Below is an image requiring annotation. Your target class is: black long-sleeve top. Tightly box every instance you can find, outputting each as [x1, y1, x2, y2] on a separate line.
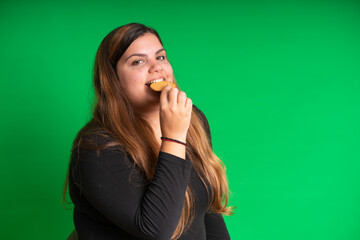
[68, 107, 230, 240]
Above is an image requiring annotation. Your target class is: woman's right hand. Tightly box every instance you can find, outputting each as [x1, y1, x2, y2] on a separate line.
[159, 85, 192, 143]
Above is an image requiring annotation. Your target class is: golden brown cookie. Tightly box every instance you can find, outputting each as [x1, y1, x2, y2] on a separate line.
[149, 81, 176, 91]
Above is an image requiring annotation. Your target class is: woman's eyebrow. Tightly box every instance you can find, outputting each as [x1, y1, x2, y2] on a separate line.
[125, 48, 165, 62]
[156, 48, 165, 54]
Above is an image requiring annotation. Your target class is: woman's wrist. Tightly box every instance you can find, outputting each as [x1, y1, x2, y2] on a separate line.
[160, 137, 187, 146]
[160, 140, 186, 159]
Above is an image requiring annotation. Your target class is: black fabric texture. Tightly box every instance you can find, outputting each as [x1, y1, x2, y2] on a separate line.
[68, 106, 230, 239]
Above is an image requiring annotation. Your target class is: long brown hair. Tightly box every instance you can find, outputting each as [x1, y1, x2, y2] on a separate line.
[63, 23, 233, 239]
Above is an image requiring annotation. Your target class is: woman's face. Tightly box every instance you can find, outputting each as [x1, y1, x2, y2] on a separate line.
[116, 33, 174, 112]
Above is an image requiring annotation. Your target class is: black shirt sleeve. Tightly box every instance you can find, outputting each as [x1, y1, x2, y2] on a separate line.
[193, 105, 231, 239]
[193, 105, 212, 148]
[205, 212, 231, 240]
[71, 145, 192, 240]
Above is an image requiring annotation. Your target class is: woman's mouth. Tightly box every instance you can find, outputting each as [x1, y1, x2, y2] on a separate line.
[145, 78, 165, 86]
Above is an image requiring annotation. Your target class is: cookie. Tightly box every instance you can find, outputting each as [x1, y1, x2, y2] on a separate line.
[149, 81, 176, 91]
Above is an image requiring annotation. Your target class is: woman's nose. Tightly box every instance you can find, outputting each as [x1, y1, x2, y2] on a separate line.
[149, 60, 162, 73]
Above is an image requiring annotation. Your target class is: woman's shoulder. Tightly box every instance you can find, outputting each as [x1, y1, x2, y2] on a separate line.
[193, 105, 211, 143]
[72, 119, 123, 152]
[193, 105, 209, 127]
[193, 104, 206, 118]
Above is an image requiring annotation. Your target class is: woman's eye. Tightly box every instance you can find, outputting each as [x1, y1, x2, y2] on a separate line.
[157, 55, 166, 60]
[131, 60, 143, 65]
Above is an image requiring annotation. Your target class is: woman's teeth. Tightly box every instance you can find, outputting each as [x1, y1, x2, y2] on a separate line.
[146, 78, 165, 86]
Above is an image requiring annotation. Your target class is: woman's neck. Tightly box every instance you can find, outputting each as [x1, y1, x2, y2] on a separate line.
[137, 106, 162, 145]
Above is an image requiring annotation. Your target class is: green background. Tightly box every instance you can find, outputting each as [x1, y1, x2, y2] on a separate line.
[1, 0, 359, 239]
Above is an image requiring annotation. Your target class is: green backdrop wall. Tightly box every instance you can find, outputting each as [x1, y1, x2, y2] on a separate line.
[1, 0, 359, 239]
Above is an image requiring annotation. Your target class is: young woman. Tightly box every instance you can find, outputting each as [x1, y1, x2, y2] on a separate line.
[63, 23, 233, 240]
